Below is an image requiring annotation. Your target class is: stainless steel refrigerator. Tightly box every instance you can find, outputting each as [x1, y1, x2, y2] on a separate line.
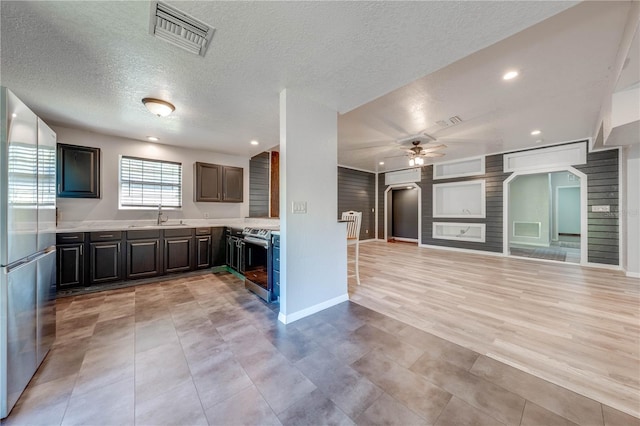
[0, 87, 57, 419]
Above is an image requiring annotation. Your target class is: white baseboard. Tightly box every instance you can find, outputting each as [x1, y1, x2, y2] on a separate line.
[625, 271, 640, 278]
[585, 262, 622, 271]
[359, 238, 378, 244]
[418, 243, 505, 257]
[278, 293, 349, 324]
[391, 237, 419, 243]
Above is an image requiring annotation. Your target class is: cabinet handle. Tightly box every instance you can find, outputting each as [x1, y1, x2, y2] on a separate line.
[62, 236, 78, 240]
[218, 193, 221, 199]
[117, 243, 121, 253]
[100, 234, 113, 238]
[79, 245, 83, 256]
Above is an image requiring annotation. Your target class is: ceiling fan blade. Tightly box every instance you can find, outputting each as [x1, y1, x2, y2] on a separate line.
[422, 152, 445, 158]
[420, 144, 447, 153]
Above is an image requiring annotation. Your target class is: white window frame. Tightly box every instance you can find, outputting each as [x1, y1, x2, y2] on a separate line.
[119, 155, 183, 210]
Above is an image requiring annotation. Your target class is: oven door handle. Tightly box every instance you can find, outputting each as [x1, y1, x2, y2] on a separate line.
[243, 237, 269, 249]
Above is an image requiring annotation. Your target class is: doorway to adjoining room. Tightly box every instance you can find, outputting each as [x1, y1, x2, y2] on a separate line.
[386, 186, 419, 243]
[507, 170, 582, 263]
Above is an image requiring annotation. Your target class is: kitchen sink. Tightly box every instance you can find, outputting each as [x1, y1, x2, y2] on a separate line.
[128, 222, 189, 228]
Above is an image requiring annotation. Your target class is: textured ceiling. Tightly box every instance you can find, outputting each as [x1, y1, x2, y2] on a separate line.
[338, 1, 635, 171]
[0, 0, 579, 159]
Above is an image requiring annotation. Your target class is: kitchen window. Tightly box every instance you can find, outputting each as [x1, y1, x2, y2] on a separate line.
[119, 156, 182, 209]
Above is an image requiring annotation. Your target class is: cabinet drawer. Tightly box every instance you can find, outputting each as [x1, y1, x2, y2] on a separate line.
[195, 227, 211, 236]
[164, 228, 194, 238]
[56, 232, 85, 244]
[127, 229, 160, 240]
[90, 231, 122, 242]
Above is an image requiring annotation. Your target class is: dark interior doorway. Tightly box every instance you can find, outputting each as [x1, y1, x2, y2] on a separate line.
[391, 187, 418, 241]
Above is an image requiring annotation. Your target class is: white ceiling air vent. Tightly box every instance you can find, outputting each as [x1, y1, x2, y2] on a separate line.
[449, 115, 463, 125]
[149, 2, 215, 57]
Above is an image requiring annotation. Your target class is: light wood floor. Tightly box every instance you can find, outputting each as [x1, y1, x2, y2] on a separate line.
[348, 241, 640, 419]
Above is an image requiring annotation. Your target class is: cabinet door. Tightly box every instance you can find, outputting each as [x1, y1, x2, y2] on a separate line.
[195, 162, 222, 202]
[57, 244, 84, 287]
[222, 166, 243, 202]
[57, 143, 100, 198]
[195, 236, 211, 269]
[164, 237, 193, 274]
[126, 239, 161, 279]
[90, 241, 122, 284]
[211, 227, 226, 267]
[226, 236, 235, 269]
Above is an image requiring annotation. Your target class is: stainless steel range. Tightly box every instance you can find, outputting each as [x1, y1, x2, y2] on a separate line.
[242, 227, 277, 302]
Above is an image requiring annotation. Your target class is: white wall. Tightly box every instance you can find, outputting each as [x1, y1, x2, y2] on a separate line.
[278, 89, 348, 323]
[509, 173, 550, 246]
[53, 126, 250, 223]
[625, 142, 640, 277]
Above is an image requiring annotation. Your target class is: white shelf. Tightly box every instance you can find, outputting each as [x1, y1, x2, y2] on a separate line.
[433, 156, 485, 180]
[433, 179, 486, 218]
[433, 222, 486, 242]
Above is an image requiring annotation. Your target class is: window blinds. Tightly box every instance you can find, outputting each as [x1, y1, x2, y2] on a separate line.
[120, 156, 182, 208]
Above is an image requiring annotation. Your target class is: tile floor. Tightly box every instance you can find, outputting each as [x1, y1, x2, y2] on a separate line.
[2, 272, 638, 426]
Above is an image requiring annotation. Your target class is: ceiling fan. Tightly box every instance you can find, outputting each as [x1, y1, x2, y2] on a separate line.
[382, 138, 446, 166]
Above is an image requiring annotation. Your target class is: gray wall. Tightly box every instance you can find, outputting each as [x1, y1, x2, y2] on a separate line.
[249, 152, 269, 217]
[574, 149, 619, 265]
[421, 153, 507, 252]
[337, 167, 375, 240]
[375, 142, 620, 265]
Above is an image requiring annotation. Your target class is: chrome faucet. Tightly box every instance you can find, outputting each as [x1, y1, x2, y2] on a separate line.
[157, 204, 168, 225]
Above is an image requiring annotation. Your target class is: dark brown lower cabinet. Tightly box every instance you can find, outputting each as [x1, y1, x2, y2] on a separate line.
[211, 227, 226, 267]
[195, 227, 212, 269]
[57, 244, 84, 287]
[126, 239, 161, 279]
[164, 237, 193, 273]
[89, 231, 123, 284]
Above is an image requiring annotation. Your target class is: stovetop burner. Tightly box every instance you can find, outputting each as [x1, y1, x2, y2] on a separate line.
[243, 227, 273, 240]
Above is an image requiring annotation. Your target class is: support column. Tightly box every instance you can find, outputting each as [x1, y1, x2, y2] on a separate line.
[278, 89, 348, 324]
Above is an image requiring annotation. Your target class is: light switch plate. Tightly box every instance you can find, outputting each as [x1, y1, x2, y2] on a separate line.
[591, 205, 610, 213]
[292, 201, 307, 214]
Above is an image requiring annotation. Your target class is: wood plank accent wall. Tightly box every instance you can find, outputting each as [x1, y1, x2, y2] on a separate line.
[270, 151, 280, 218]
[375, 142, 620, 266]
[574, 149, 619, 265]
[249, 152, 269, 217]
[378, 173, 385, 239]
[338, 167, 376, 240]
[421, 154, 507, 252]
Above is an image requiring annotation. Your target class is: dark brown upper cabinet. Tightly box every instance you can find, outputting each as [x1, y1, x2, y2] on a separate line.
[195, 162, 243, 203]
[57, 143, 100, 198]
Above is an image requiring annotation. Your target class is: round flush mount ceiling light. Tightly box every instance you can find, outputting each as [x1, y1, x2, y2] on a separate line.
[530, 130, 541, 136]
[250, 140, 259, 146]
[147, 136, 159, 142]
[142, 98, 175, 117]
[503, 70, 519, 80]
[379, 161, 384, 165]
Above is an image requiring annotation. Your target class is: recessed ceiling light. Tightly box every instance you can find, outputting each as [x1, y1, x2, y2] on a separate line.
[250, 140, 259, 146]
[530, 130, 541, 136]
[503, 70, 519, 80]
[379, 161, 384, 165]
[147, 136, 159, 142]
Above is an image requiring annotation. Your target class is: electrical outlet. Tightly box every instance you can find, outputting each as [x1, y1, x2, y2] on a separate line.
[591, 205, 610, 213]
[204, 212, 210, 219]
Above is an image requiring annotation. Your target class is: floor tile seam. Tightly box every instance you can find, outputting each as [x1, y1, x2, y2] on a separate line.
[351, 298, 617, 418]
[57, 364, 85, 426]
[470, 354, 608, 425]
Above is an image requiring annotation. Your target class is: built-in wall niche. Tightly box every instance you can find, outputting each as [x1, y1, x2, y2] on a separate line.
[433, 156, 485, 180]
[433, 179, 486, 218]
[433, 222, 486, 243]
[513, 221, 541, 238]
